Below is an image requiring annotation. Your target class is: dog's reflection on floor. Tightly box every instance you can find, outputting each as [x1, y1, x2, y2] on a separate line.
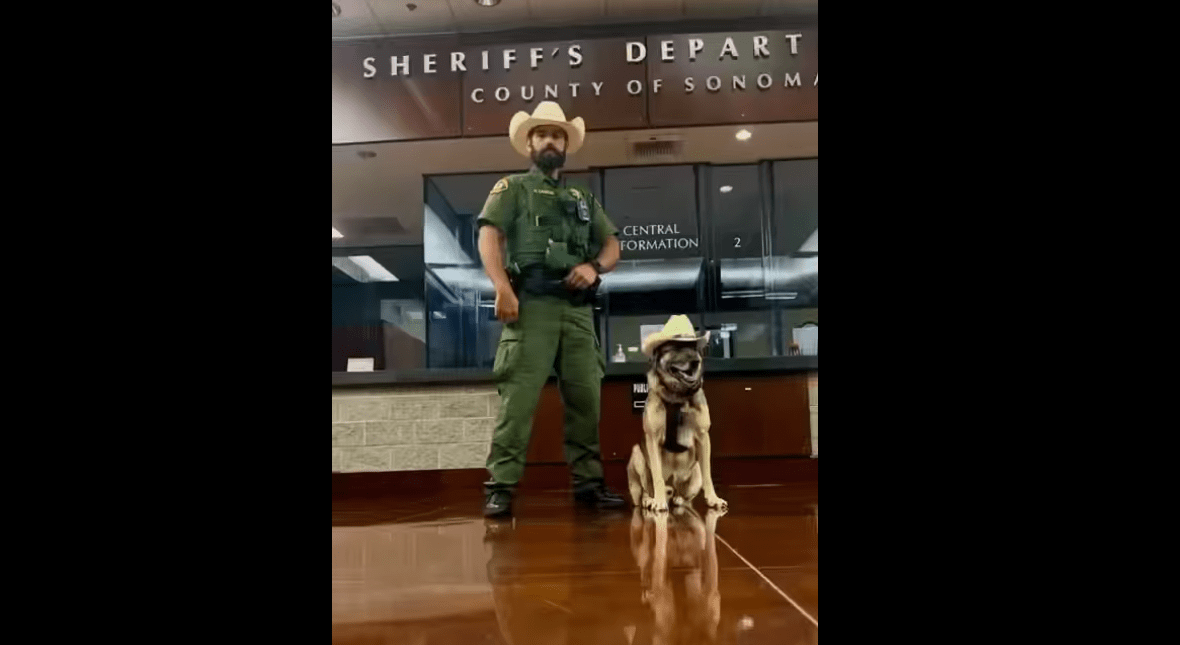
[629, 505, 725, 645]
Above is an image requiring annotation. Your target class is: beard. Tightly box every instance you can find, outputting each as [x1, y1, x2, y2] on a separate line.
[531, 146, 566, 172]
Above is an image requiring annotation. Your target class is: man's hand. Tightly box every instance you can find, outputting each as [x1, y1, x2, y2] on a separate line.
[564, 263, 598, 290]
[495, 285, 519, 323]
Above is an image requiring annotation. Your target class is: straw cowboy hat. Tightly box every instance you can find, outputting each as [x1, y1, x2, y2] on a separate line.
[642, 315, 711, 357]
[509, 101, 586, 158]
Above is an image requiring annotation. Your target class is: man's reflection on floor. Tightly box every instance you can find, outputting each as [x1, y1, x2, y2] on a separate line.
[629, 506, 726, 645]
[482, 511, 631, 645]
[480, 505, 727, 645]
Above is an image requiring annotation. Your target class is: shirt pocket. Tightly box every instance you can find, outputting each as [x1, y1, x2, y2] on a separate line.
[526, 192, 564, 243]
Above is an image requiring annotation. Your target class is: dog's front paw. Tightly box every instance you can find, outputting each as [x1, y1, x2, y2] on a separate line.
[705, 495, 728, 510]
[671, 495, 686, 507]
[643, 495, 669, 512]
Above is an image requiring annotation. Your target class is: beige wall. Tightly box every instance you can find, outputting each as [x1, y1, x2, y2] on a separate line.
[332, 384, 498, 473]
[333, 375, 817, 473]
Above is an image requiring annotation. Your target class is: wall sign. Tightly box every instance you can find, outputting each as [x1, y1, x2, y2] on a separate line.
[333, 39, 463, 144]
[335, 26, 818, 144]
[619, 223, 700, 254]
[646, 29, 818, 127]
[631, 380, 647, 415]
[458, 37, 646, 135]
[607, 165, 702, 260]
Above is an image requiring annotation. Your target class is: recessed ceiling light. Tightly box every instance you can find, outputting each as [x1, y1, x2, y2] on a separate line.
[475, 0, 500, 6]
[719, 185, 733, 193]
[735, 129, 752, 141]
[332, 2, 341, 18]
[332, 256, 399, 282]
[332, 227, 343, 239]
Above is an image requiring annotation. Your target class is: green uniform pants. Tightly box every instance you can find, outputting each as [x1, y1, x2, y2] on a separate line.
[486, 294, 606, 494]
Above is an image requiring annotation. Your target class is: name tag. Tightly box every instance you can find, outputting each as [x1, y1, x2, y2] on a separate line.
[533, 188, 555, 195]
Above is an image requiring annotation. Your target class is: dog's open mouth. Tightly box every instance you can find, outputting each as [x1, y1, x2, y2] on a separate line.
[671, 360, 700, 382]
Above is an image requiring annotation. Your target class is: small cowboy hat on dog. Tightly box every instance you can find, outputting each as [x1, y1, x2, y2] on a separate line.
[509, 101, 586, 158]
[642, 315, 711, 357]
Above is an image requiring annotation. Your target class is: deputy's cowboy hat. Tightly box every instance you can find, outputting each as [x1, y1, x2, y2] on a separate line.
[642, 315, 711, 357]
[509, 101, 585, 158]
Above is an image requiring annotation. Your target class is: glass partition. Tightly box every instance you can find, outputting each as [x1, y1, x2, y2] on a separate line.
[771, 158, 819, 356]
[424, 173, 504, 369]
[599, 165, 706, 364]
[331, 145, 427, 371]
[334, 157, 817, 373]
[702, 163, 776, 359]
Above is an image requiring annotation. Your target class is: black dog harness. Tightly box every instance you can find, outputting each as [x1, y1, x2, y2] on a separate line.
[664, 403, 689, 453]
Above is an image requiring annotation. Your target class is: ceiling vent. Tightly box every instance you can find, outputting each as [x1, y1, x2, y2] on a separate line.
[627, 134, 684, 163]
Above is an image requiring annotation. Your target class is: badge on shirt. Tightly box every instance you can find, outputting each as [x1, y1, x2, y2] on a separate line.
[490, 179, 508, 195]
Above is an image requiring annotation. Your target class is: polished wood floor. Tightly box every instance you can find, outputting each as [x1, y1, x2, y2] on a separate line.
[332, 460, 818, 644]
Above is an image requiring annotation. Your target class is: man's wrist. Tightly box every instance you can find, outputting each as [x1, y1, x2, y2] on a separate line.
[590, 260, 605, 274]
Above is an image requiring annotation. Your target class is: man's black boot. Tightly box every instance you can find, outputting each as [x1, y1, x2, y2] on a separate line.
[574, 482, 627, 510]
[484, 489, 513, 518]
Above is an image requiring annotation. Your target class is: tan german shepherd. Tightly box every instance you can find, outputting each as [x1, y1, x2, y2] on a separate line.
[627, 335, 728, 512]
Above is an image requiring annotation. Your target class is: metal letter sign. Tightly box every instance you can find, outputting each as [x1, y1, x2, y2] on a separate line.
[631, 381, 647, 414]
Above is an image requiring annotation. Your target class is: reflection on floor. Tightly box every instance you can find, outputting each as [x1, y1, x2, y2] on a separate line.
[332, 465, 817, 645]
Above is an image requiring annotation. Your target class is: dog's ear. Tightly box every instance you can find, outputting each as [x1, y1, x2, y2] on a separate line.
[697, 331, 711, 353]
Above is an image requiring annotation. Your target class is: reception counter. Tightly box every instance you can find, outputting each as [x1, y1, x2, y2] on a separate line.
[331, 356, 817, 477]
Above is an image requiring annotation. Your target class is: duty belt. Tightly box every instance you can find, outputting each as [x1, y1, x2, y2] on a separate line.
[511, 266, 599, 306]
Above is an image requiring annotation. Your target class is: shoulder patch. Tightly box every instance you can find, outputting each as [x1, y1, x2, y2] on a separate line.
[490, 178, 509, 195]
[568, 188, 581, 199]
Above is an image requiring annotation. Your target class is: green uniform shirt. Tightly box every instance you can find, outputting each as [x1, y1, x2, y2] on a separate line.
[477, 167, 619, 271]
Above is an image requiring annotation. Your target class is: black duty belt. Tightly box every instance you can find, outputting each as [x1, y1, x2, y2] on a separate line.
[511, 266, 599, 306]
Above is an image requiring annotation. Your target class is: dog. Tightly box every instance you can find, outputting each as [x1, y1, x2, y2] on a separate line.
[629, 506, 725, 644]
[627, 316, 728, 513]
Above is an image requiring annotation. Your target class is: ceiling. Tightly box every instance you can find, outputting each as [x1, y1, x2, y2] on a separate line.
[332, 0, 818, 40]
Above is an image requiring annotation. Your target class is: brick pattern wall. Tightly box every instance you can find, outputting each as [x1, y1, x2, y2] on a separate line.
[333, 374, 818, 472]
[332, 385, 499, 473]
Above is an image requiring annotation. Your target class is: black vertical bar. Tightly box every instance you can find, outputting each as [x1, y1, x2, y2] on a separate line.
[598, 167, 610, 367]
[760, 160, 784, 357]
[603, 291, 611, 364]
[695, 164, 714, 328]
[422, 175, 431, 368]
